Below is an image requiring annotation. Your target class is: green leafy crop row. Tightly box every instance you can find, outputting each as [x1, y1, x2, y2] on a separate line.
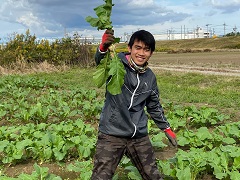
[158, 145, 240, 180]
[0, 76, 102, 124]
[0, 74, 239, 179]
[0, 119, 96, 164]
[1, 163, 62, 180]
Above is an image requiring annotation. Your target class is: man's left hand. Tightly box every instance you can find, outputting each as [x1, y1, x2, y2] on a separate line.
[164, 127, 178, 147]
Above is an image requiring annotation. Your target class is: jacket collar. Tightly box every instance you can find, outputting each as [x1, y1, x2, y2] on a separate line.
[118, 52, 148, 73]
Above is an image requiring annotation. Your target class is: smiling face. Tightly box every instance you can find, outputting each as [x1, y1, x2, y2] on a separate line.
[128, 40, 153, 66]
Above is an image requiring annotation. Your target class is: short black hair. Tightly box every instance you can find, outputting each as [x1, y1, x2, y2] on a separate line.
[128, 30, 155, 52]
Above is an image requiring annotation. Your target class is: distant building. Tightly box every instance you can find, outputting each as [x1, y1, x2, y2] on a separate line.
[153, 27, 213, 41]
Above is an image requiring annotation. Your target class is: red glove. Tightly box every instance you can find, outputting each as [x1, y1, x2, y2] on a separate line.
[99, 29, 115, 52]
[164, 127, 178, 147]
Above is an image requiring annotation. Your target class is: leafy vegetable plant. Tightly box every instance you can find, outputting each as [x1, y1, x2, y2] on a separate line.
[86, 0, 126, 95]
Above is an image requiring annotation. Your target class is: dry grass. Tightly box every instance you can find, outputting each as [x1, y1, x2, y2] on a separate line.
[0, 60, 70, 76]
[116, 36, 240, 52]
[155, 36, 240, 50]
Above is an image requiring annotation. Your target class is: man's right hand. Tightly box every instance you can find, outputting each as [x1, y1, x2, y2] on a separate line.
[164, 127, 178, 147]
[99, 29, 115, 52]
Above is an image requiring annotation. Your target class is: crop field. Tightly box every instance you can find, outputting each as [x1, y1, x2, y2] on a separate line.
[151, 51, 240, 66]
[150, 51, 240, 76]
[0, 51, 239, 180]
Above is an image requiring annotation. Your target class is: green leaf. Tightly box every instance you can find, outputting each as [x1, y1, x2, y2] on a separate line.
[16, 139, 32, 150]
[18, 173, 38, 180]
[158, 160, 175, 177]
[125, 165, 142, 179]
[220, 145, 240, 157]
[222, 137, 236, 144]
[196, 127, 212, 140]
[0, 140, 9, 151]
[176, 166, 191, 180]
[107, 54, 126, 95]
[114, 37, 120, 43]
[233, 156, 240, 169]
[229, 170, 240, 180]
[43, 147, 53, 160]
[95, 5, 106, 17]
[53, 148, 66, 161]
[177, 136, 189, 146]
[34, 163, 49, 178]
[85, 0, 113, 30]
[93, 53, 110, 88]
[85, 17, 100, 28]
[151, 133, 167, 149]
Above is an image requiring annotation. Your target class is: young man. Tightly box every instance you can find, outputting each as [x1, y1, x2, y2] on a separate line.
[91, 29, 177, 180]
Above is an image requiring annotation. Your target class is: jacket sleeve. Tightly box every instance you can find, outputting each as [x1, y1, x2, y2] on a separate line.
[146, 76, 170, 130]
[95, 47, 108, 66]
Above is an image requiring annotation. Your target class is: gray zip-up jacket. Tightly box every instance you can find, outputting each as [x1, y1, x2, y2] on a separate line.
[95, 49, 170, 138]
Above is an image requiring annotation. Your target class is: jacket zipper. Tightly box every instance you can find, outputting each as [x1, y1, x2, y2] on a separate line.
[128, 73, 140, 138]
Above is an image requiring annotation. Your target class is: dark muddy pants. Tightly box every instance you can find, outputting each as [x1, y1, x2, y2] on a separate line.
[91, 132, 163, 180]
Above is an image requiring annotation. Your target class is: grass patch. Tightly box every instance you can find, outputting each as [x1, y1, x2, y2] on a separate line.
[155, 71, 239, 120]
[156, 71, 239, 106]
[29, 68, 96, 89]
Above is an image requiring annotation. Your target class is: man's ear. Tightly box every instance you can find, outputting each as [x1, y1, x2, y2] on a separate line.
[128, 46, 131, 52]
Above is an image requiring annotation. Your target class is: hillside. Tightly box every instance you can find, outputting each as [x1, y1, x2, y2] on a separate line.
[116, 36, 240, 52]
[155, 36, 240, 50]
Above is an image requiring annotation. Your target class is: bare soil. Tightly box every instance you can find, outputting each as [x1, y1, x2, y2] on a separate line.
[4, 160, 80, 179]
[2, 51, 239, 179]
[149, 51, 240, 76]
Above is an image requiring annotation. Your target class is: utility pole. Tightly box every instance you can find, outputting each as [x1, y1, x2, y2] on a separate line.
[196, 25, 200, 38]
[206, 24, 211, 38]
[223, 23, 227, 36]
[233, 26, 237, 36]
[64, 27, 68, 37]
[181, 26, 182, 39]
[169, 29, 172, 40]
[183, 25, 186, 39]
[167, 29, 170, 40]
[171, 28, 174, 40]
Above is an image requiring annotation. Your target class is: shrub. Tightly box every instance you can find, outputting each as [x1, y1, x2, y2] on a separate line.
[0, 30, 95, 67]
[223, 44, 240, 49]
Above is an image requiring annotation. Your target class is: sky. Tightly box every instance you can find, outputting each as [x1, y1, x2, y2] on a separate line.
[0, 0, 240, 42]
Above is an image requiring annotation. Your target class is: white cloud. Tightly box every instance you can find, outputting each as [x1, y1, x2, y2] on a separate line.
[17, 12, 39, 27]
[209, 0, 240, 12]
[127, 0, 154, 7]
[210, 0, 240, 6]
[0, 0, 239, 39]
